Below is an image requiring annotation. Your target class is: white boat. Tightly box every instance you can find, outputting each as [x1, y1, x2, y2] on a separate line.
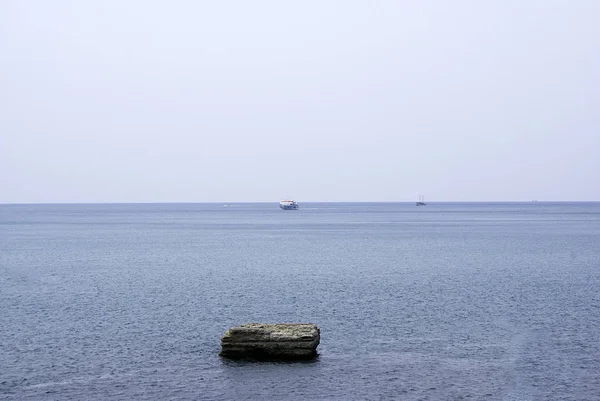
[416, 195, 426, 206]
[279, 199, 299, 210]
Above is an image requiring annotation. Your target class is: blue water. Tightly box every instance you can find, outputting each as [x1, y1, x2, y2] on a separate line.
[1, 202, 599, 400]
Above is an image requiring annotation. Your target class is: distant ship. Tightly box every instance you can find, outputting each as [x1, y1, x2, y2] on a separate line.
[279, 199, 299, 210]
[416, 195, 426, 206]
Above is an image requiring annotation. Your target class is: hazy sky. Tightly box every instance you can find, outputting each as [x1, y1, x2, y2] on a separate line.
[1, 1, 598, 203]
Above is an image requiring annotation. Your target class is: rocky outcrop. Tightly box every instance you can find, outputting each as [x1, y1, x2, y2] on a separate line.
[219, 323, 320, 360]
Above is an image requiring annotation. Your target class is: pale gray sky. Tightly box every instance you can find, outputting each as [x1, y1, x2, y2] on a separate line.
[1, 1, 598, 203]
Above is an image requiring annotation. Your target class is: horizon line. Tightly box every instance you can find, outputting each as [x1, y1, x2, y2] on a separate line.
[1, 200, 599, 206]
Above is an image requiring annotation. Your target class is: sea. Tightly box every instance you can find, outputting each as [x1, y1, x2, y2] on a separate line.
[1, 202, 599, 400]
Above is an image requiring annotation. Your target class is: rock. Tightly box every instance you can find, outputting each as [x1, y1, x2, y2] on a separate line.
[219, 323, 320, 360]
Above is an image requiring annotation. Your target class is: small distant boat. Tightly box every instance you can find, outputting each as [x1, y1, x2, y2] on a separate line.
[279, 199, 299, 210]
[416, 195, 426, 206]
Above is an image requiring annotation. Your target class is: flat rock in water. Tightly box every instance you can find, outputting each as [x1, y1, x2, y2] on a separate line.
[219, 323, 320, 360]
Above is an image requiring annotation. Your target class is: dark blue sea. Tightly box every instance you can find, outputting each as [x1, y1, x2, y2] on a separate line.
[1, 202, 599, 400]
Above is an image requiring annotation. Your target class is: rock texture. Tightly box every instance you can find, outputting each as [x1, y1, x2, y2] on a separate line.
[219, 323, 320, 360]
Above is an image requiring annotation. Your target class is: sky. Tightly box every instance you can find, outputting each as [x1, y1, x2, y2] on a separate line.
[1, 1, 599, 203]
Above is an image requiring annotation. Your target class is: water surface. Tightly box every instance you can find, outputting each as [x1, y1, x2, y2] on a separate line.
[1, 202, 599, 400]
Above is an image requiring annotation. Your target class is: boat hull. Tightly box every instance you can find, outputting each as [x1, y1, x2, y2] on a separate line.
[279, 200, 299, 210]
